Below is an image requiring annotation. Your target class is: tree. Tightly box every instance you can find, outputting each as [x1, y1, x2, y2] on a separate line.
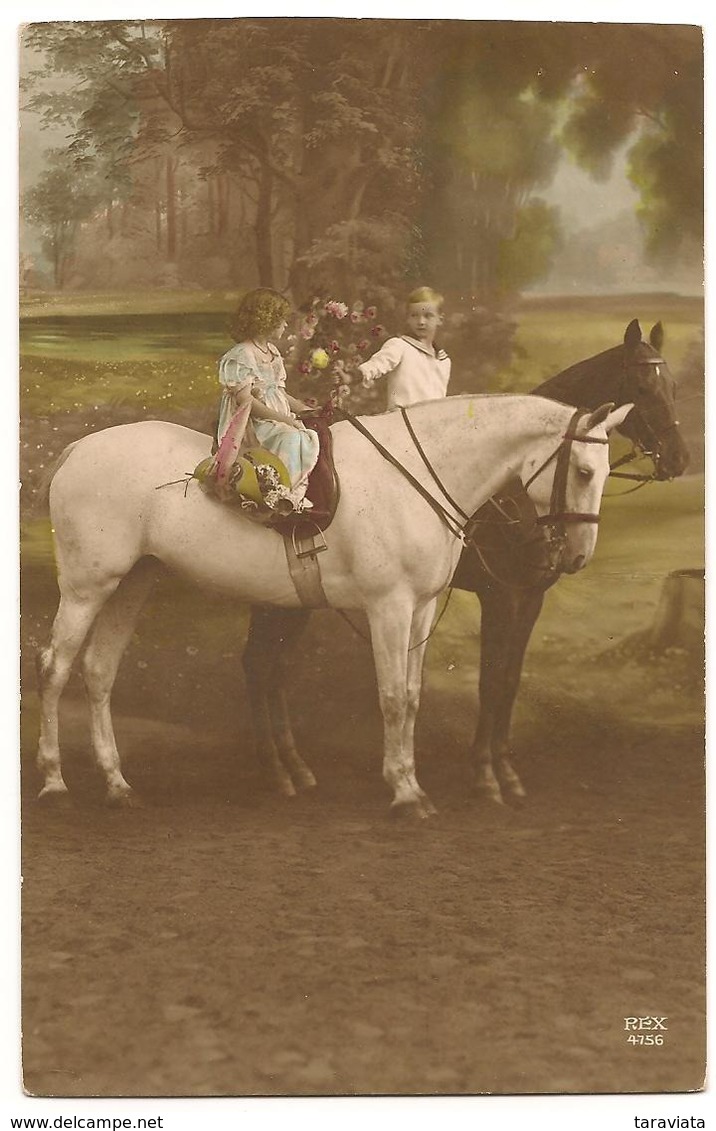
[557, 24, 703, 258]
[22, 150, 102, 286]
[418, 21, 702, 299]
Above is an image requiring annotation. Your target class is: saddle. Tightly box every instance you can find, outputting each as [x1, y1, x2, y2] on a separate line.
[271, 410, 340, 541]
[199, 405, 340, 543]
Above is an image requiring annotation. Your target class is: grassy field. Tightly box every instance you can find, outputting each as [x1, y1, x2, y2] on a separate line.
[20, 289, 703, 413]
[509, 292, 703, 390]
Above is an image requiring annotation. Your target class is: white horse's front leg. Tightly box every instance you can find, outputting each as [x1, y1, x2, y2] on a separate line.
[402, 597, 439, 815]
[368, 598, 433, 819]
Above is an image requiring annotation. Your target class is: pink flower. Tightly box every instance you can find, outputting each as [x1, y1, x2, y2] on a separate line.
[307, 312, 319, 326]
[365, 306, 377, 320]
[370, 324, 385, 337]
[356, 338, 370, 352]
[329, 339, 340, 353]
[350, 311, 363, 323]
[298, 360, 312, 374]
[324, 300, 349, 319]
[300, 324, 315, 340]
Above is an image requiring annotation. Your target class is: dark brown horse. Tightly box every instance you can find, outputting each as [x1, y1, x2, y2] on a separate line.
[243, 319, 689, 804]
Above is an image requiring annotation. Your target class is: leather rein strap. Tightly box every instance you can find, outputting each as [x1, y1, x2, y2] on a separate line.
[336, 409, 467, 540]
[523, 408, 609, 530]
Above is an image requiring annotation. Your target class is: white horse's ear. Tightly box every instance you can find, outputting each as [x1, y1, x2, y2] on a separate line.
[604, 403, 635, 433]
[584, 402, 615, 430]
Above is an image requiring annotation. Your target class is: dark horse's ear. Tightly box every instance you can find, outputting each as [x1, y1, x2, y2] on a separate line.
[649, 321, 664, 352]
[584, 402, 616, 430]
[624, 319, 642, 350]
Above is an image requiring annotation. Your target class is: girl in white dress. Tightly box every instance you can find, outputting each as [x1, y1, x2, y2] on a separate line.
[215, 289, 319, 507]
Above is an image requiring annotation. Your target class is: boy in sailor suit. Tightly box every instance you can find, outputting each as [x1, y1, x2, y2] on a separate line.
[359, 286, 451, 409]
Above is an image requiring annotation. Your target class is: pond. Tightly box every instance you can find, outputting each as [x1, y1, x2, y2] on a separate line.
[20, 312, 232, 364]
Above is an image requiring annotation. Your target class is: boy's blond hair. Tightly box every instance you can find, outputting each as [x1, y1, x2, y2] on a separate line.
[406, 286, 444, 309]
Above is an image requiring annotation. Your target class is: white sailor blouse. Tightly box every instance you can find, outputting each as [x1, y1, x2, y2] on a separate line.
[358, 335, 451, 409]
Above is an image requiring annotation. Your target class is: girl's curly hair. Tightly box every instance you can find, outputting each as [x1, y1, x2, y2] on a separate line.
[228, 288, 292, 343]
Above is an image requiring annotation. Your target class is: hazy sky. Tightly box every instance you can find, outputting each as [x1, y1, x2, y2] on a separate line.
[541, 146, 640, 231]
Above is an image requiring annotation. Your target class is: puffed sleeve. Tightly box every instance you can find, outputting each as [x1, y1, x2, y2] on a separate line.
[358, 337, 405, 387]
[219, 348, 255, 392]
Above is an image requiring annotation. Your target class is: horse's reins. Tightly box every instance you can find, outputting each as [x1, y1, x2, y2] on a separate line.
[333, 406, 608, 639]
[335, 408, 468, 541]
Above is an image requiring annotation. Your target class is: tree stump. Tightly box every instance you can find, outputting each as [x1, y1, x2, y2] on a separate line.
[649, 569, 705, 652]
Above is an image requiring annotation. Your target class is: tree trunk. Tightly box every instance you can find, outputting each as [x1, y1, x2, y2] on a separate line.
[180, 189, 188, 245]
[207, 177, 215, 236]
[166, 155, 177, 261]
[649, 569, 705, 652]
[218, 174, 230, 235]
[254, 162, 275, 287]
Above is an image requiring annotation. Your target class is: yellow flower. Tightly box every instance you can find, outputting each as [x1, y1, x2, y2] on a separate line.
[310, 348, 330, 370]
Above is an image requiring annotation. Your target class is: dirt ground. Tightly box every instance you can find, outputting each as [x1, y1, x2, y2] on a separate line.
[20, 570, 705, 1098]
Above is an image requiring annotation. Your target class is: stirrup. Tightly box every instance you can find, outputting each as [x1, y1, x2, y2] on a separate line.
[291, 523, 328, 560]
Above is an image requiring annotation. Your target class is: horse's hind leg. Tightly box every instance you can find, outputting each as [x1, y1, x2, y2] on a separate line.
[36, 580, 121, 803]
[80, 558, 162, 806]
[266, 608, 316, 791]
[243, 607, 302, 796]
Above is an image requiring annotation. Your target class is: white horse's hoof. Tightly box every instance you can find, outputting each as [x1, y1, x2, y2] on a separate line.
[390, 796, 436, 821]
[37, 785, 72, 808]
[294, 770, 317, 791]
[471, 782, 505, 805]
[275, 776, 297, 798]
[106, 788, 143, 809]
[503, 787, 527, 808]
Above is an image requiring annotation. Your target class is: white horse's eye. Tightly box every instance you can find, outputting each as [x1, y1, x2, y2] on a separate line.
[577, 466, 594, 481]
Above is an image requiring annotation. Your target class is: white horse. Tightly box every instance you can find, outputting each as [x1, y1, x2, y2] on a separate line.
[36, 395, 631, 817]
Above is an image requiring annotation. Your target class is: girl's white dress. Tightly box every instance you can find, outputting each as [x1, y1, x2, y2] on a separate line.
[217, 341, 319, 490]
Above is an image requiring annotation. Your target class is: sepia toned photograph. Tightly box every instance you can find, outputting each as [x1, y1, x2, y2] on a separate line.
[19, 15, 705, 1098]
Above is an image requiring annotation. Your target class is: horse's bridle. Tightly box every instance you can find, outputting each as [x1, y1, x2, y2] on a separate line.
[610, 354, 680, 484]
[517, 408, 609, 569]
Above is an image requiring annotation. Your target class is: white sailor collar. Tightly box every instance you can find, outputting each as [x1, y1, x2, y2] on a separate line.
[401, 335, 449, 360]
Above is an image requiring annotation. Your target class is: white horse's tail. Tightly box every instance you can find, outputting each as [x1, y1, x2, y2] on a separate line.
[35, 440, 80, 509]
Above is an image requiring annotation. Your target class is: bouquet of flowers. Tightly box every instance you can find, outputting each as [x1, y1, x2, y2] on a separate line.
[284, 298, 388, 410]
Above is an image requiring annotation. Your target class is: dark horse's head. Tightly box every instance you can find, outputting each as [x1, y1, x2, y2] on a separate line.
[533, 319, 689, 480]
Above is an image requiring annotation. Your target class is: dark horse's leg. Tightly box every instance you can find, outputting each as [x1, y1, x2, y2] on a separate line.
[470, 581, 519, 803]
[470, 583, 546, 804]
[490, 588, 545, 803]
[242, 606, 315, 795]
